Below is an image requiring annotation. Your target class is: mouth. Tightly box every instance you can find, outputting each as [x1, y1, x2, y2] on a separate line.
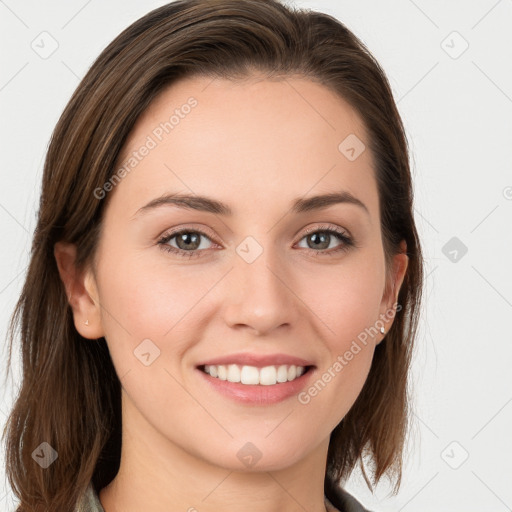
[198, 363, 315, 386]
[195, 353, 317, 404]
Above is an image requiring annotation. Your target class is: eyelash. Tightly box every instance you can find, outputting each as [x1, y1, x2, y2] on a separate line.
[157, 224, 355, 259]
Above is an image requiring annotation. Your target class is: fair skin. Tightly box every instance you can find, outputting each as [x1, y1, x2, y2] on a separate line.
[55, 74, 408, 512]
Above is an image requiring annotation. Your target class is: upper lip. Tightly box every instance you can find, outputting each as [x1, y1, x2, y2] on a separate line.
[197, 353, 315, 368]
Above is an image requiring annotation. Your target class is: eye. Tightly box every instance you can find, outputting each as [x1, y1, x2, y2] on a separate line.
[157, 224, 356, 259]
[158, 229, 216, 259]
[296, 224, 354, 256]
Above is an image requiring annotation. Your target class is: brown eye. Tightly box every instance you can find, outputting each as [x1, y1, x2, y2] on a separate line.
[174, 231, 202, 251]
[303, 231, 332, 250]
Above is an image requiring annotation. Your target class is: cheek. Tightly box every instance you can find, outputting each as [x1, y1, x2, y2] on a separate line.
[298, 268, 380, 420]
[296, 253, 385, 405]
[95, 254, 209, 413]
[99, 243, 186, 325]
[300, 256, 385, 348]
[95, 249, 218, 366]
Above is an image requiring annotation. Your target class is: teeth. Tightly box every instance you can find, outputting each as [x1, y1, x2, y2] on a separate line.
[227, 364, 241, 383]
[276, 365, 288, 383]
[241, 365, 259, 385]
[202, 364, 308, 385]
[217, 365, 227, 380]
[259, 366, 276, 385]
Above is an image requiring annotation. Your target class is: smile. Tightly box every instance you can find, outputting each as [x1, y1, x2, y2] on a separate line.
[200, 364, 310, 385]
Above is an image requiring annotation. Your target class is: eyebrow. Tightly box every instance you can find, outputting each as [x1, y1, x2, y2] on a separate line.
[133, 190, 369, 218]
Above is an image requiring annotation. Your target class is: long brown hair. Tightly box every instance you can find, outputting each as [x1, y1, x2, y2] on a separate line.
[2, 1, 423, 510]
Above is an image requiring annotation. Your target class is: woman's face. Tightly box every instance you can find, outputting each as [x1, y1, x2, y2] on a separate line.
[82, 75, 406, 471]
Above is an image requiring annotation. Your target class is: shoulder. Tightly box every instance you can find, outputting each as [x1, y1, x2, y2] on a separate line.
[325, 478, 374, 512]
[76, 479, 372, 512]
[75, 482, 106, 512]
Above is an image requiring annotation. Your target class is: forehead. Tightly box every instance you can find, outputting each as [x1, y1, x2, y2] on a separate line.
[109, 75, 378, 220]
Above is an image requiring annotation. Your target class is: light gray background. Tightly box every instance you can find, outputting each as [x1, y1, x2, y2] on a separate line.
[1, 1, 511, 510]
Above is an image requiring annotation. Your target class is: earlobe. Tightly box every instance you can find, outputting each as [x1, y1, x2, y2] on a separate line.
[54, 241, 104, 339]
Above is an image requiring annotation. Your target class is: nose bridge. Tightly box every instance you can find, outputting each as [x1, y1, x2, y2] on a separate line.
[222, 234, 298, 334]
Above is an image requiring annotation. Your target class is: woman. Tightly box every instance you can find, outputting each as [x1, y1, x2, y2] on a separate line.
[2, 1, 423, 511]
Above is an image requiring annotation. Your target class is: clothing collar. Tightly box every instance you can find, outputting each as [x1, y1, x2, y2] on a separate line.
[77, 481, 371, 512]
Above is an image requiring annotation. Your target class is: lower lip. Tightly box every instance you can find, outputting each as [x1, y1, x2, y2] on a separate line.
[196, 367, 316, 405]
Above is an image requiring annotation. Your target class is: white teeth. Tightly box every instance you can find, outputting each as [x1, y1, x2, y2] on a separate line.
[276, 365, 288, 383]
[241, 365, 260, 385]
[259, 366, 276, 385]
[227, 364, 240, 383]
[202, 364, 308, 385]
[217, 365, 227, 380]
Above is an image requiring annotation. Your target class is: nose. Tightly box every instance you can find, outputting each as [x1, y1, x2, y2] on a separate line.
[221, 244, 300, 336]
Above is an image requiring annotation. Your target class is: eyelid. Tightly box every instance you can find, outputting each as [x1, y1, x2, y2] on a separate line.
[157, 222, 356, 258]
[158, 223, 221, 245]
[158, 223, 350, 245]
[298, 223, 352, 240]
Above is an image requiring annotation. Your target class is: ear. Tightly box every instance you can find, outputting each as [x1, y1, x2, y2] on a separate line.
[54, 241, 104, 339]
[377, 239, 408, 344]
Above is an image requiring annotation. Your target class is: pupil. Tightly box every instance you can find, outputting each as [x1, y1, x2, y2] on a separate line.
[310, 232, 329, 249]
[179, 232, 199, 249]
